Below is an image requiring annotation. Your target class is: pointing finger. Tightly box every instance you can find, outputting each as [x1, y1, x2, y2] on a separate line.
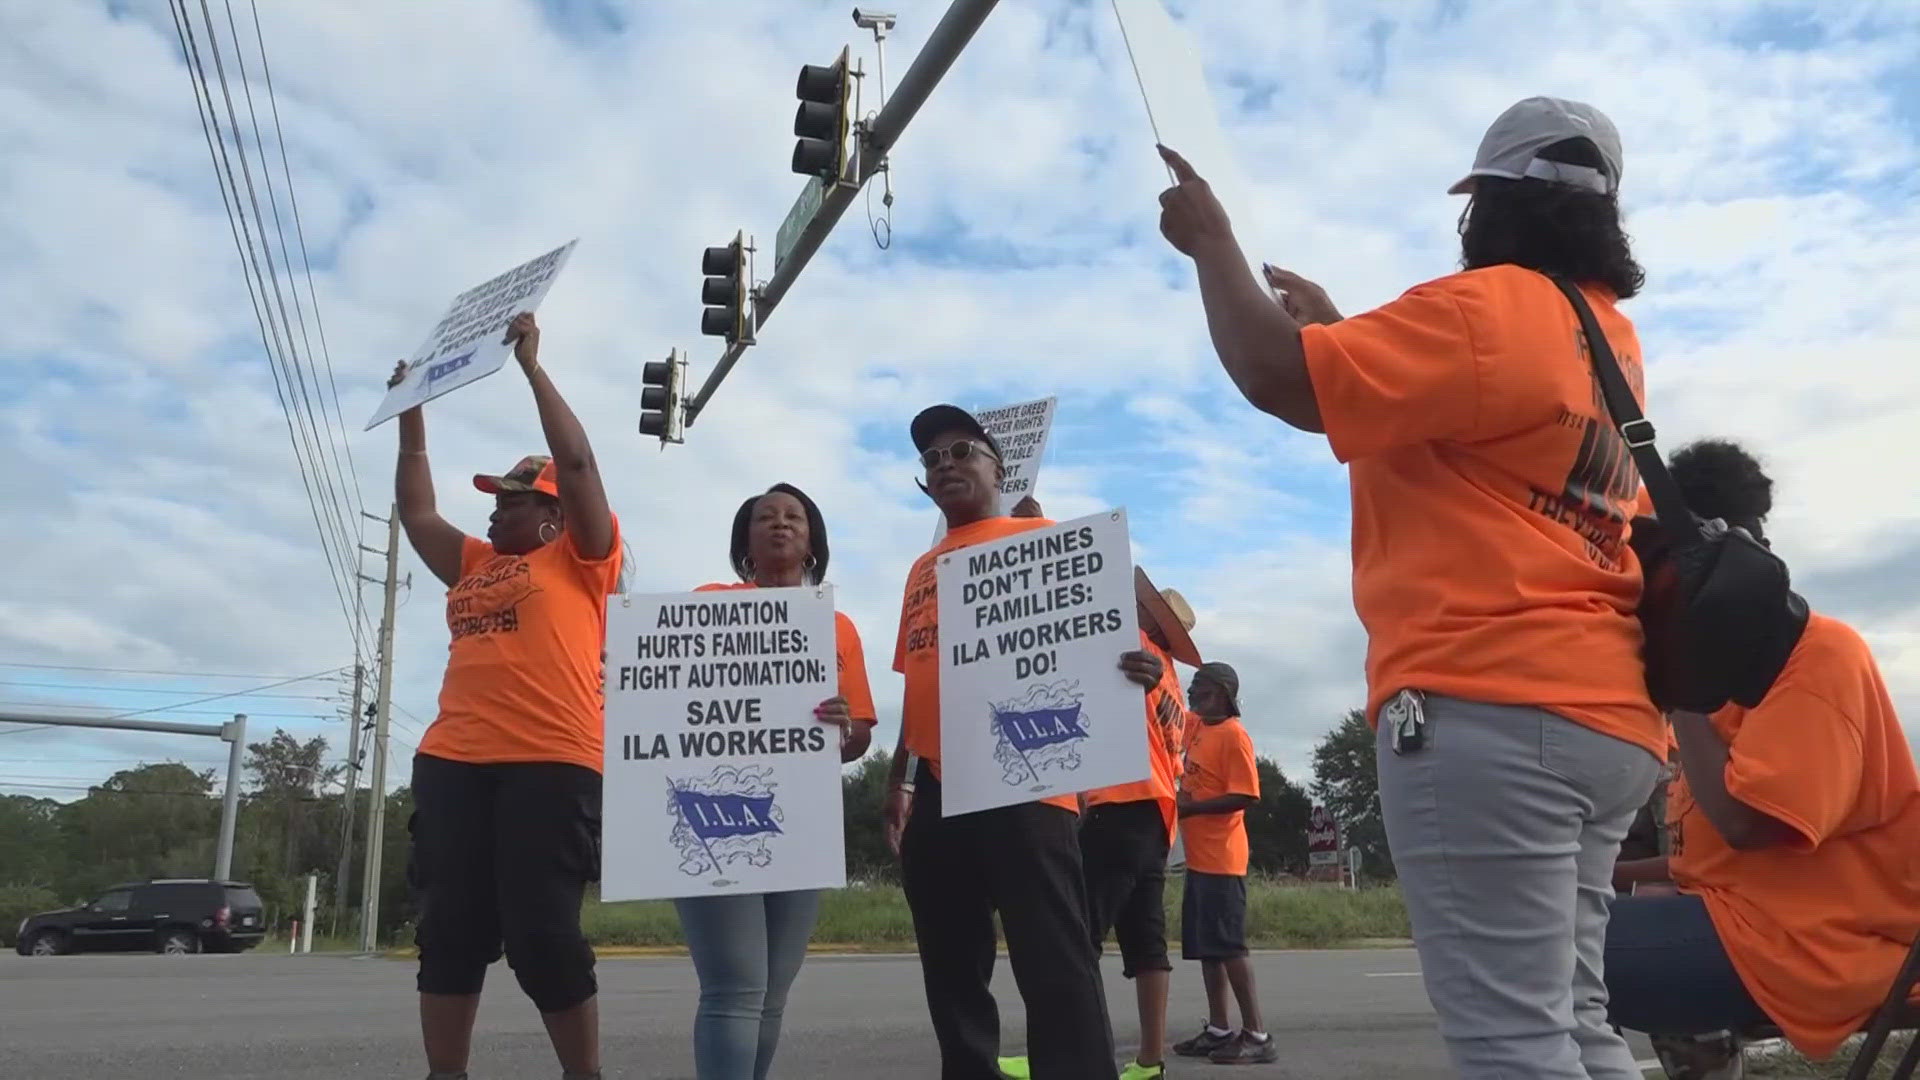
[1156, 143, 1200, 184]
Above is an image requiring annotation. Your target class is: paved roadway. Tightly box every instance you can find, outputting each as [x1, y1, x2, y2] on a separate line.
[0, 948, 1657, 1078]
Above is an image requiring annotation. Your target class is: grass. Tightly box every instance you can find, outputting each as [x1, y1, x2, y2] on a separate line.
[573, 875, 1409, 953]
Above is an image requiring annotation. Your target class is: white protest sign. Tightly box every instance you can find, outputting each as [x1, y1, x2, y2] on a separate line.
[364, 239, 578, 429]
[935, 509, 1149, 817]
[601, 586, 845, 900]
[931, 396, 1058, 546]
[1109, 0, 1269, 291]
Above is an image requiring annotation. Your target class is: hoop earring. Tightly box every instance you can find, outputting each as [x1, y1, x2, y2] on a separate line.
[742, 556, 756, 579]
[538, 521, 559, 544]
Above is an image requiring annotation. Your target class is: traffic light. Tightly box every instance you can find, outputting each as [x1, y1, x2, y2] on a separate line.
[700, 232, 753, 344]
[792, 46, 852, 180]
[639, 349, 686, 443]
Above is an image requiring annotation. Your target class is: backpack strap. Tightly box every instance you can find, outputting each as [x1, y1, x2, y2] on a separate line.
[1545, 274, 1693, 529]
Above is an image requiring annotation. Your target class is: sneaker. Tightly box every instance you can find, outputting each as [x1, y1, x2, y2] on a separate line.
[998, 1055, 1031, 1079]
[1173, 1025, 1235, 1058]
[1119, 1061, 1167, 1079]
[1209, 1031, 1280, 1065]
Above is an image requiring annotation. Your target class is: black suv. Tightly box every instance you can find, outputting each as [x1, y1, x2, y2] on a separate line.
[15, 879, 266, 956]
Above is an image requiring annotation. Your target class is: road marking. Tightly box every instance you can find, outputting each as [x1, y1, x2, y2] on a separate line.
[1364, 971, 1421, 977]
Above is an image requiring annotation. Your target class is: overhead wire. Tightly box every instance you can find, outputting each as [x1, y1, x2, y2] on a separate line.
[166, 0, 371, 658]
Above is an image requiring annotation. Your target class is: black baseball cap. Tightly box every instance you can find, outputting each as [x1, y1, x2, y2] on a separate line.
[910, 404, 1003, 460]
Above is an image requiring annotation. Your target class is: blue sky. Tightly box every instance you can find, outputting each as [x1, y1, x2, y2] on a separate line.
[2, 0, 1917, 798]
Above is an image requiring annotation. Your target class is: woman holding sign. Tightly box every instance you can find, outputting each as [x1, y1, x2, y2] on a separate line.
[391, 311, 621, 1080]
[677, 482, 877, 1080]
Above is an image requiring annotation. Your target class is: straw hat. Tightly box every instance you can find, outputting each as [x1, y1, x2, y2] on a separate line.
[1135, 566, 1201, 667]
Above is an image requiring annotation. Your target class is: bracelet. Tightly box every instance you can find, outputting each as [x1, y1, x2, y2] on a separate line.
[892, 782, 915, 796]
[400, 449, 427, 457]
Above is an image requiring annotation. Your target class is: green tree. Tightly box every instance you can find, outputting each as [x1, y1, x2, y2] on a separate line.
[1311, 709, 1393, 879]
[236, 729, 343, 925]
[1245, 757, 1313, 876]
[0, 794, 66, 890]
[841, 751, 896, 883]
[55, 762, 219, 898]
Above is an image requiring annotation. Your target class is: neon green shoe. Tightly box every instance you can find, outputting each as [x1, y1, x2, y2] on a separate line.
[997, 1056, 1031, 1080]
[1119, 1061, 1166, 1080]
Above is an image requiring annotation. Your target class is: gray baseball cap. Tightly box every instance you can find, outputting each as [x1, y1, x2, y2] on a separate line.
[1448, 96, 1623, 197]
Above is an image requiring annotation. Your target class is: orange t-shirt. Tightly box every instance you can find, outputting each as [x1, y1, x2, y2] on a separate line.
[1086, 633, 1187, 842]
[1180, 715, 1260, 876]
[421, 522, 624, 773]
[1301, 264, 1663, 760]
[1668, 613, 1920, 1059]
[893, 515, 1077, 813]
[693, 581, 877, 726]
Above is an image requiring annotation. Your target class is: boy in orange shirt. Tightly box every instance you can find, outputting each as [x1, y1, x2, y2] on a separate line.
[884, 404, 1168, 1080]
[1171, 662, 1275, 1065]
[1605, 441, 1920, 1077]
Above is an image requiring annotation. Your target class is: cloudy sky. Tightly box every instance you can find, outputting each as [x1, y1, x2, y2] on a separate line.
[3, 0, 1916, 801]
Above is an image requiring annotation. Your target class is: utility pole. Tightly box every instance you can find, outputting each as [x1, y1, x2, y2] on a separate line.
[357, 506, 400, 953]
[331, 659, 364, 936]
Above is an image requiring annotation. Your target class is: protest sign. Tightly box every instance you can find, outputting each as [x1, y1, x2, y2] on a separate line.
[931, 396, 1057, 545]
[601, 586, 845, 900]
[935, 509, 1149, 817]
[364, 239, 578, 429]
[1109, 0, 1269, 292]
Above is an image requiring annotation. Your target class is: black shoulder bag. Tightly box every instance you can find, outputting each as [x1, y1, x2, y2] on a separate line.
[1548, 275, 1809, 714]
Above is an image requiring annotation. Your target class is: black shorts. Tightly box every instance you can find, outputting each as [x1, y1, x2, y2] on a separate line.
[1080, 800, 1171, 978]
[1180, 870, 1248, 961]
[408, 753, 602, 1012]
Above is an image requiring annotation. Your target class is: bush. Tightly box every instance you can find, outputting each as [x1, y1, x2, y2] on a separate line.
[0, 883, 64, 948]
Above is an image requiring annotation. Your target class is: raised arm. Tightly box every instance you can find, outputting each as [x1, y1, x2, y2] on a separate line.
[390, 362, 467, 588]
[1156, 146, 1326, 433]
[507, 312, 615, 561]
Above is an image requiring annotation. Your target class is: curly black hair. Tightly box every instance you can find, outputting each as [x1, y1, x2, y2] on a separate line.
[1459, 138, 1646, 299]
[1669, 439, 1774, 539]
[729, 483, 830, 584]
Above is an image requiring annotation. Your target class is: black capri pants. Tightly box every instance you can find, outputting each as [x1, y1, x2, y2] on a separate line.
[409, 753, 602, 1013]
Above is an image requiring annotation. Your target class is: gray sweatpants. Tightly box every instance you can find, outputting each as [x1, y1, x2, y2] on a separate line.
[1377, 694, 1660, 1080]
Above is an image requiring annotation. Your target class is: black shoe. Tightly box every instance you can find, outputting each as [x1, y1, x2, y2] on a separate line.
[1209, 1032, 1280, 1065]
[1173, 1025, 1234, 1058]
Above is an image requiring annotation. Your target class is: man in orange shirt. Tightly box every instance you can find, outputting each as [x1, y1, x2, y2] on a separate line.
[1171, 662, 1275, 1066]
[1605, 441, 1920, 1078]
[1156, 97, 1666, 1078]
[884, 404, 1168, 1079]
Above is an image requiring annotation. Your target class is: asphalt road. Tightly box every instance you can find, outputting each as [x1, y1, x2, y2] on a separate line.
[0, 948, 1657, 1078]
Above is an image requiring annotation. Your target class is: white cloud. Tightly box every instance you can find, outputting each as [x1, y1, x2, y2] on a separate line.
[3, 0, 1916, 796]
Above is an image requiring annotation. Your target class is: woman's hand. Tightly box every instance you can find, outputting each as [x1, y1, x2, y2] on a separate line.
[1119, 649, 1165, 690]
[1157, 145, 1236, 259]
[1263, 265, 1343, 325]
[387, 360, 409, 389]
[814, 696, 851, 735]
[505, 311, 540, 374]
[884, 788, 912, 858]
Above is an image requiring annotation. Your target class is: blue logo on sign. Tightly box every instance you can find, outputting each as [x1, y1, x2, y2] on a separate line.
[991, 680, 1091, 790]
[668, 765, 783, 884]
[425, 351, 475, 384]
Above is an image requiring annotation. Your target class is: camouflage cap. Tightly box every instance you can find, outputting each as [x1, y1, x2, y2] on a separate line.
[473, 454, 559, 498]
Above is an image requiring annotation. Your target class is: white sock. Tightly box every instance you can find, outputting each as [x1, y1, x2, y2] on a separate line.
[1245, 1030, 1269, 1042]
[1206, 1023, 1231, 1037]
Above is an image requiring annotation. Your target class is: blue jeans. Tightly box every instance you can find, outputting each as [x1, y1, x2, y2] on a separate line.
[675, 890, 822, 1080]
[1604, 893, 1770, 1036]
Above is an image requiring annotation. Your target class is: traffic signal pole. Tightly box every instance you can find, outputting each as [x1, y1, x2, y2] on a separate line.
[682, 0, 1001, 425]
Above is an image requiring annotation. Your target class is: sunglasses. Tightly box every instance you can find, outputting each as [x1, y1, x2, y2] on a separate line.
[918, 440, 998, 470]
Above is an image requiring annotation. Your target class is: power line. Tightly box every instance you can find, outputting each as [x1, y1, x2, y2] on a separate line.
[0, 661, 341, 680]
[0, 681, 338, 701]
[167, 0, 371, 659]
[0, 703, 336, 722]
